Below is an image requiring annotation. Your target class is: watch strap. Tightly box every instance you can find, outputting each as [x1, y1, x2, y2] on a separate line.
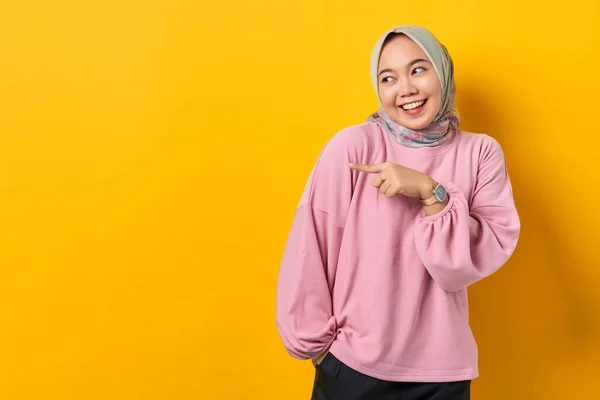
[420, 194, 438, 206]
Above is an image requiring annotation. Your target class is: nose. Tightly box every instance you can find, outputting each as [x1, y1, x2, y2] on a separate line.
[397, 76, 418, 97]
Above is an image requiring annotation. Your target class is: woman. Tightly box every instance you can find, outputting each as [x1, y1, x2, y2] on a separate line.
[275, 24, 520, 400]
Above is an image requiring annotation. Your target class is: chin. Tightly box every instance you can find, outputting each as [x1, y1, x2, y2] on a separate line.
[383, 107, 434, 130]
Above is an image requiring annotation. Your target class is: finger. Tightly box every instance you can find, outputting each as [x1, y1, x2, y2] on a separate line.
[372, 174, 386, 188]
[349, 163, 386, 173]
[379, 182, 391, 195]
[385, 186, 399, 197]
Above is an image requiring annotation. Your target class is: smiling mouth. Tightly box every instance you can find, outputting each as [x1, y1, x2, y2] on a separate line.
[400, 99, 427, 110]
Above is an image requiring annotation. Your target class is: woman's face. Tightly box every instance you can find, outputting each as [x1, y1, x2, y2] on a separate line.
[377, 34, 442, 130]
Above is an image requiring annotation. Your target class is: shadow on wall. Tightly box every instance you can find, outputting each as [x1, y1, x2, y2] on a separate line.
[457, 84, 598, 399]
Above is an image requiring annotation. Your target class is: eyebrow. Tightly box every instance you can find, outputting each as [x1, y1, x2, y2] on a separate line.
[378, 58, 431, 76]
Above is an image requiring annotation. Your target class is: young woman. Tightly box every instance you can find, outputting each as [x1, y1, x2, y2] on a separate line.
[276, 25, 520, 400]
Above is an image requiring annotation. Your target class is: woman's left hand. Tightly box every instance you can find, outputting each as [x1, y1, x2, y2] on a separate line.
[349, 162, 435, 199]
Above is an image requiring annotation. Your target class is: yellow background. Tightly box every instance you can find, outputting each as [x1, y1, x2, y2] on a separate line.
[0, 0, 599, 399]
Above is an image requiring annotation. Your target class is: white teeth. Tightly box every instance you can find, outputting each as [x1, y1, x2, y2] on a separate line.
[401, 100, 425, 110]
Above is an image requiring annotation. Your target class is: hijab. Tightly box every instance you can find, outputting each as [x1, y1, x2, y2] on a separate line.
[368, 25, 460, 147]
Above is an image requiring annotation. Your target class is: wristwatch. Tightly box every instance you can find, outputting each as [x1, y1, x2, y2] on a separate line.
[420, 182, 447, 206]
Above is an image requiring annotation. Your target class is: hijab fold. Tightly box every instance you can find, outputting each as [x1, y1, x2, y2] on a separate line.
[368, 25, 459, 148]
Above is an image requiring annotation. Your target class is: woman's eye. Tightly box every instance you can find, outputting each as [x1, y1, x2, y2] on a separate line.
[381, 76, 394, 83]
[413, 67, 426, 74]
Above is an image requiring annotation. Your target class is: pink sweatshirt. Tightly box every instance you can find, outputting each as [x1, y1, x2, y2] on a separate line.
[275, 122, 520, 382]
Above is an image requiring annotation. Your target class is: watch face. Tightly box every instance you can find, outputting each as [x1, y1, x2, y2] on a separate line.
[434, 184, 447, 201]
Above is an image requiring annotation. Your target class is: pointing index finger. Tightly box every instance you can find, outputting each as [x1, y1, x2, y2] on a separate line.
[349, 163, 385, 173]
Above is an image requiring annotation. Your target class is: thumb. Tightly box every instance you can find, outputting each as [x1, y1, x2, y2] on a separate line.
[349, 162, 386, 173]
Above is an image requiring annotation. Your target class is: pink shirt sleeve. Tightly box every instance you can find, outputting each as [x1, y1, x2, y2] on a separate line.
[414, 136, 521, 292]
[275, 129, 360, 359]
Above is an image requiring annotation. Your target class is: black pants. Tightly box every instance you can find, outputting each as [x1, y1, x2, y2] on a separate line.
[312, 353, 471, 400]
